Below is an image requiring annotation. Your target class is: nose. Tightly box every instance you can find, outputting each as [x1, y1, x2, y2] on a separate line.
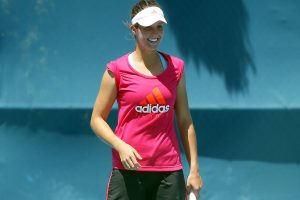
[151, 27, 162, 36]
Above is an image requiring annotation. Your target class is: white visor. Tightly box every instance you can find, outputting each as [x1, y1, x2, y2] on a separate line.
[131, 6, 167, 27]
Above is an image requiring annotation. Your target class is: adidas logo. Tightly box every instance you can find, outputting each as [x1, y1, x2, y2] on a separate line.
[135, 87, 170, 114]
[135, 104, 170, 113]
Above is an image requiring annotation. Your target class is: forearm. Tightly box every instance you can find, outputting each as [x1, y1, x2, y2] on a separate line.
[90, 116, 123, 151]
[179, 121, 200, 174]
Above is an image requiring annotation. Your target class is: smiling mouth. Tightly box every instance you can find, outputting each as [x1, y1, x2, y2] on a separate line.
[147, 38, 160, 44]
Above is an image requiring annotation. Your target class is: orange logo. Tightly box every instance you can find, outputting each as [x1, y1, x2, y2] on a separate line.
[139, 87, 166, 105]
[135, 87, 170, 113]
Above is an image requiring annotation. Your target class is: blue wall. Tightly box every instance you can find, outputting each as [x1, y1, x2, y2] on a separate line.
[1, 0, 300, 199]
[1, 0, 300, 107]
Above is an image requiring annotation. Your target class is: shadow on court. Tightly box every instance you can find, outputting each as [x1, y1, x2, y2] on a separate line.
[191, 109, 300, 164]
[0, 28, 4, 98]
[1, 108, 300, 164]
[159, 0, 256, 94]
[0, 25, 3, 98]
[1, 109, 300, 200]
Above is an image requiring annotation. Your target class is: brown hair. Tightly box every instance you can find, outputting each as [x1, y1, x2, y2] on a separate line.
[131, 0, 161, 20]
[123, 0, 162, 29]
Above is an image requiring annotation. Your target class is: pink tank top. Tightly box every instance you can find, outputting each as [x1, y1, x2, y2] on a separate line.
[107, 52, 184, 171]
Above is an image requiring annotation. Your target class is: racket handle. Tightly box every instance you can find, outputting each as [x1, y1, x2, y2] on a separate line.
[188, 192, 197, 200]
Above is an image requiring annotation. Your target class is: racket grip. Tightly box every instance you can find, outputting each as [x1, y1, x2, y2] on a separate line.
[188, 192, 197, 200]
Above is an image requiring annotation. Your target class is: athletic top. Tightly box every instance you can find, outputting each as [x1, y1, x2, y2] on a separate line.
[106, 51, 184, 172]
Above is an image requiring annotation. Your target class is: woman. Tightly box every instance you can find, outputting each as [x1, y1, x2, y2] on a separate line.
[90, 1, 203, 199]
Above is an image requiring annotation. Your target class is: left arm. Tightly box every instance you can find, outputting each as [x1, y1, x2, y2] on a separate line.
[175, 72, 203, 198]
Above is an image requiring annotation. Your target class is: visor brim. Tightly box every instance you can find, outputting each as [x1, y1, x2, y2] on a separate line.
[137, 16, 167, 27]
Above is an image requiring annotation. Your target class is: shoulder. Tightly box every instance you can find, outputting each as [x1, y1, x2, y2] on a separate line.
[160, 52, 185, 84]
[107, 53, 129, 67]
[160, 52, 184, 67]
[106, 53, 130, 89]
[170, 55, 184, 66]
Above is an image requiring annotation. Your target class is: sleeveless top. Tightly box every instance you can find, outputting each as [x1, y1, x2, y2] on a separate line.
[106, 51, 184, 171]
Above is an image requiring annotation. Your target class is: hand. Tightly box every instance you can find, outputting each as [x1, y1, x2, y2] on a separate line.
[186, 172, 203, 199]
[116, 141, 143, 170]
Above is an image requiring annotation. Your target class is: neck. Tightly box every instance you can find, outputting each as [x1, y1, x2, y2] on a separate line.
[133, 45, 160, 67]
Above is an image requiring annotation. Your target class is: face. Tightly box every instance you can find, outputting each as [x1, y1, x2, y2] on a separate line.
[132, 21, 164, 51]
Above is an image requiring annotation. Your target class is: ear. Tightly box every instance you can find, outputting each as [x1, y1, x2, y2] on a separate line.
[130, 24, 137, 35]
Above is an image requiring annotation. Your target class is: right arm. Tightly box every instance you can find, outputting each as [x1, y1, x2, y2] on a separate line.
[90, 70, 142, 170]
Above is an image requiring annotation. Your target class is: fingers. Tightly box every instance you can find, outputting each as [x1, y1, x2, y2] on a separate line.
[189, 186, 201, 198]
[187, 183, 203, 199]
[127, 157, 136, 169]
[133, 150, 143, 160]
[121, 149, 142, 170]
[192, 189, 200, 199]
[122, 160, 131, 169]
[186, 183, 192, 194]
[122, 156, 140, 170]
[191, 186, 203, 199]
[130, 156, 142, 169]
[121, 157, 133, 170]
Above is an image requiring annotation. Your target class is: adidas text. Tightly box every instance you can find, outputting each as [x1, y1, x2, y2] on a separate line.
[135, 104, 170, 113]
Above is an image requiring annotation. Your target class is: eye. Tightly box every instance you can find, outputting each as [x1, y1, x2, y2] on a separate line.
[144, 26, 152, 31]
[157, 25, 164, 31]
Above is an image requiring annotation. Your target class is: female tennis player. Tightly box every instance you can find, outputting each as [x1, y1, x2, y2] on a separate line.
[90, 1, 203, 199]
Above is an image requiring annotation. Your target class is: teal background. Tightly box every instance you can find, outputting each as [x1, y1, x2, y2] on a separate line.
[1, 0, 300, 199]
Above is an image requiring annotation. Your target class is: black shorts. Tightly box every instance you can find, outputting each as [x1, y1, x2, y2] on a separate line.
[106, 169, 187, 200]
